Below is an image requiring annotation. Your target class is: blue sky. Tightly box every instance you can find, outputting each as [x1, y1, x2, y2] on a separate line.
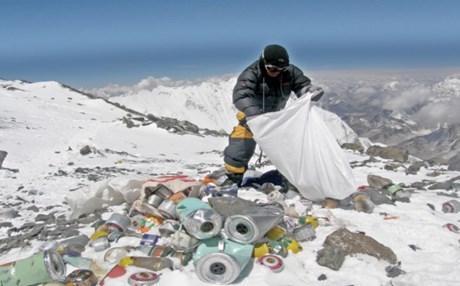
[1, 0, 460, 88]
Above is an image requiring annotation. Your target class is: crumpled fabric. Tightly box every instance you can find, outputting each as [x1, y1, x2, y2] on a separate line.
[65, 176, 146, 219]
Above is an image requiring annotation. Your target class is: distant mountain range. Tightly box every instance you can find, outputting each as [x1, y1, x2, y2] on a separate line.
[2, 69, 460, 170]
[90, 70, 460, 168]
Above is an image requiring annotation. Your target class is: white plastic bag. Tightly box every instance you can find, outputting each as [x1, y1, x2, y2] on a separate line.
[65, 176, 146, 219]
[246, 94, 356, 201]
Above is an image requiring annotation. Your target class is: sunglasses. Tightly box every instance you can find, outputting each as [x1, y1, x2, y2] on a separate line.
[265, 64, 288, 72]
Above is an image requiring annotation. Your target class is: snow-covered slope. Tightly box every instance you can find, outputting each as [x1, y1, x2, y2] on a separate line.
[1, 79, 460, 286]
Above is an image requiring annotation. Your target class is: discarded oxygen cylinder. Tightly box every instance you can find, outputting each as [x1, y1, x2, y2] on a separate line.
[224, 204, 284, 244]
[193, 237, 253, 284]
[176, 197, 223, 239]
[0, 250, 66, 286]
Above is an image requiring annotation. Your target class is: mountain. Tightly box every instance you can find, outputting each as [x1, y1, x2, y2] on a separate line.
[2, 77, 460, 286]
[95, 76, 360, 145]
[85, 70, 460, 169]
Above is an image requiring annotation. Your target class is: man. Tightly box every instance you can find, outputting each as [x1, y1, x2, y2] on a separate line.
[223, 44, 324, 186]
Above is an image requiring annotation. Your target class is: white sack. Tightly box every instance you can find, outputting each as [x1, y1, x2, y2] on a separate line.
[246, 94, 356, 201]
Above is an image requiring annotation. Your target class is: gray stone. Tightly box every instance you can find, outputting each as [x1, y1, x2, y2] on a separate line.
[341, 143, 364, 153]
[0, 150, 7, 168]
[316, 246, 346, 270]
[367, 146, 409, 162]
[448, 154, 460, 171]
[367, 174, 393, 189]
[80, 145, 92, 155]
[323, 228, 397, 264]
[406, 161, 425, 175]
[362, 188, 394, 205]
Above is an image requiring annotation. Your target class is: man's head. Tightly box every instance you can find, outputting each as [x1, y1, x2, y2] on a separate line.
[262, 44, 289, 77]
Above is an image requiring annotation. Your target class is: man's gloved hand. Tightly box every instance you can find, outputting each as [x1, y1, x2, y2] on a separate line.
[302, 84, 324, 101]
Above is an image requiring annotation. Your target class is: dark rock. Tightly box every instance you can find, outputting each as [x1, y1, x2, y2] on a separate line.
[316, 246, 346, 270]
[366, 146, 409, 162]
[0, 222, 13, 228]
[323, 228, 398, 264]
[429, 181, 453, 190]
[411, 181, 430, 190]
[384, 163, 400, 171]
[122, 116, 136, 128]
[36, 213, 56, 222]
[448, 154, 460, 171]
[385, 262, 406, 278]
[0, 150, 8, 168]
[367, 174, 393, 189]
[362, 187, 394, 205]
[406, 161, 425, 175]
[318, 274, 327, 281]
[61, 229, 81, 238]
[22, 224, 45, 239]
[341, 143, 364, 153]
[80, 145, 92, 155]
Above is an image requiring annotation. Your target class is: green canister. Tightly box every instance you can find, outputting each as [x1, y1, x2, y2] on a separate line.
[0, 250, 66, 286]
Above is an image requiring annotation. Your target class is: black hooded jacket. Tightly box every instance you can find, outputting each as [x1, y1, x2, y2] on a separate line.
[232, 57, 312, 117]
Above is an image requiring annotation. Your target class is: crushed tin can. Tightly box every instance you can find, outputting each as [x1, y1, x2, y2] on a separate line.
[219, 185, 239, 197]
[293, 223, 316, 242]
[169, 191, 187, 203]
[90, 236, 110, 252]
[128, 271, 160, 285]
[146, 194, 164, 208]
[267, 241, 288, 257]
[127, 256, 174, 271]
[148, 245, 174, 257]
[105, 213, 132, 233]
[442, 200, 460, 213]
[443, 223, 460, 233]
[169, 249, 193, 266]
[158, 199, 177, 219]
[140, 234, 160, 247]
[104, 247, 131, 264]
[154, 185, 174, 199]
[63, 269, 98, 286]
[257, 254, 284, 273]
[158, 219, 181, 237]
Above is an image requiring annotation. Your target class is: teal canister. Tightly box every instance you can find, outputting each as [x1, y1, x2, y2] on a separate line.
[0, 250, 66, 286]
[193, 237, 253, 284]
[176, 197, 223, 239]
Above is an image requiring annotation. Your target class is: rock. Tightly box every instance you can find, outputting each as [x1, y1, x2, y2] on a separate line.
[323, 228, 398, 264]
[367, 174, 392, 189]
[362, 188, 394, 205]
[80, 145, 92, 155]
[366, 146, 409, 162]
[406, 161, 425, 175]
[0, 150, 7, 168]
[317, 274, 327, 281]
[341, 143, 364, 153]
[122, 116, 136, 128]
[316, 246, 346, 270]
[448, 154, 460, 171]
[385, 262, 406, 278]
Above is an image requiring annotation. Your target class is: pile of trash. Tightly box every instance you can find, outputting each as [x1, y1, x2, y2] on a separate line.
[1, 170, 459, 286]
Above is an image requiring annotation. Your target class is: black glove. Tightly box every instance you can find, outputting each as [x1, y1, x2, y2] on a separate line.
[302, 84, 324, 101]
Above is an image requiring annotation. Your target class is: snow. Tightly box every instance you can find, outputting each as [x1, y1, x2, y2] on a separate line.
[1, 79, 460, 286]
